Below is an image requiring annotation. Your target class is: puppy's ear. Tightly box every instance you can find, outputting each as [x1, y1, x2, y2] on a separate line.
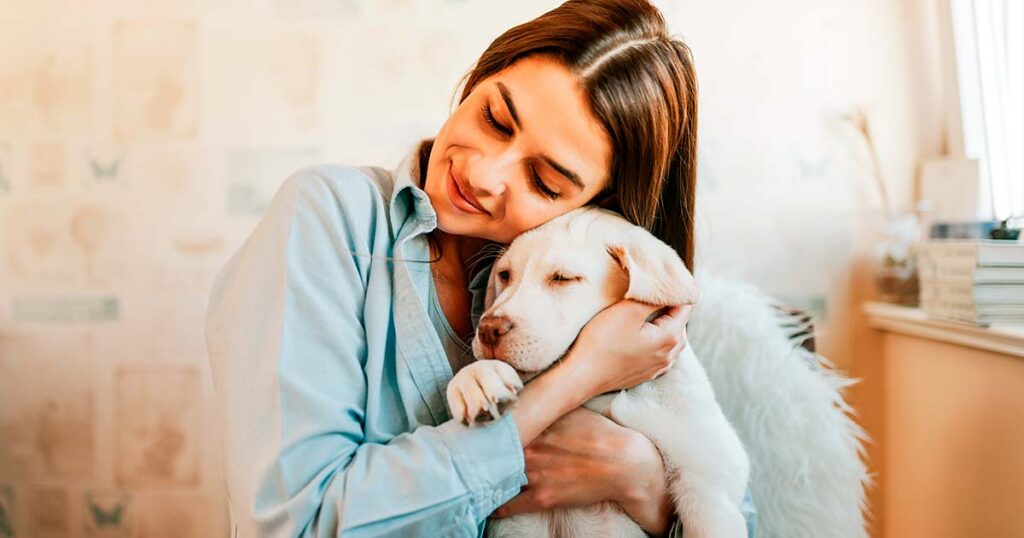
[484, 261, 499, 309]
[606, 228, 700, 306]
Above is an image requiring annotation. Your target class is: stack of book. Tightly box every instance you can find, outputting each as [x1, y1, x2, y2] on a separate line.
[917, 240, 1024, 326]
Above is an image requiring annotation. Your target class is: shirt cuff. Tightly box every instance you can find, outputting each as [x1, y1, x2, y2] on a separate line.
[741, 487, 758, 538]
[437, 413, 528, 521]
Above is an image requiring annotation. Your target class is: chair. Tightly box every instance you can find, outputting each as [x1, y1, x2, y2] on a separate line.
[688, 273, 870, 538]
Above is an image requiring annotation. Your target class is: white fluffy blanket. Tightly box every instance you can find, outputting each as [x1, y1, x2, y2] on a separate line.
[687, 273, 870, 538]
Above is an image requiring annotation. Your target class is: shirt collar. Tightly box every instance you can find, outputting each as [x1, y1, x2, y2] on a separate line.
[390, 142, 498, 332]
[389, 143, 438, 233]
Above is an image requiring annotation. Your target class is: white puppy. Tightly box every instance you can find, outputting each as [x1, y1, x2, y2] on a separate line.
[446, 206, 750, 538]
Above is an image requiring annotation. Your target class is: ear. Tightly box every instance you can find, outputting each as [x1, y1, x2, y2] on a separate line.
[483, 252, 510, 311]
[484, 262, 499, 310]
[606, 228, 700, 306]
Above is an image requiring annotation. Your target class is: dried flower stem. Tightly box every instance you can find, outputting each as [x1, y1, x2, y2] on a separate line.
[844, 106, 893, 221]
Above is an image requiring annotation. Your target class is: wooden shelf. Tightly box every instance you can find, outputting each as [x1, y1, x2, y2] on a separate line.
[863, 301, 1024, 358]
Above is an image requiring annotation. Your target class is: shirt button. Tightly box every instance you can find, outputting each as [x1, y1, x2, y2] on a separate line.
[492, 491, 503, 504]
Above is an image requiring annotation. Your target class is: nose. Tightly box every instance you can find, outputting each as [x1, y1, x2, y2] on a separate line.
[467, 148, 520, 196]
[478, 315, 514, 347]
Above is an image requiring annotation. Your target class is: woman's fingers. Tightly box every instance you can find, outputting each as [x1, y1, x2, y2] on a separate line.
[613, 299, 669, 328]
[649, 304, 683, 325]
[649, 303, 692, 331]
[568, 297, 697, 395]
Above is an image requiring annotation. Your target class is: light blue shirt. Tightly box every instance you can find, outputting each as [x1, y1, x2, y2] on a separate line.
[205, 146, 756, 537]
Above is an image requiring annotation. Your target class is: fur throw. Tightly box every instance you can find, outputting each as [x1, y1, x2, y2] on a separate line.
[687, 273, 871, 538]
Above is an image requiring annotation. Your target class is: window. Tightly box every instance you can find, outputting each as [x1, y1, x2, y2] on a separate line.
[949, 0, 1023, 221]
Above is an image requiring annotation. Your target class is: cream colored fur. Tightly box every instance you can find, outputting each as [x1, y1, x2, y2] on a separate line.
[446, 206, 750, 538]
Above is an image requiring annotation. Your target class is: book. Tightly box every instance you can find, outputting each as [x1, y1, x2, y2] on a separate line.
[920, 293, 1024, 325]
[918, 239, 1024, 267]
[928, 221, 1000, 239]
[925, 310, 1024, 326]
[919, 280, 1024, 305]
[917, 264, 1024, 284]
[919, 295, 1024, 316]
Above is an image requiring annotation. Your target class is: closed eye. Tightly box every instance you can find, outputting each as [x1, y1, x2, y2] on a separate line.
[481, 101, 560, 201]
[550, 273, 581, 283]
[481, 102, 512, 137]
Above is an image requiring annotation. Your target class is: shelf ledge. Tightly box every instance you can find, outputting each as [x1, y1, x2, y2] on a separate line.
[863, 302, 1024, 359]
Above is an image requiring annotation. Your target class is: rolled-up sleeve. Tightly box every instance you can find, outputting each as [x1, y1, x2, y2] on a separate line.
[205, 167, 526, 537]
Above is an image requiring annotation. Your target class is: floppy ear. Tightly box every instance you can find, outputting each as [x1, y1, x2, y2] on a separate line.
[484, 261, 499, 310]
[606, 228, 700, 306]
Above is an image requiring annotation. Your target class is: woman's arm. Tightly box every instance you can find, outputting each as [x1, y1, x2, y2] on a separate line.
[207, 169, 533, 537]
[509, 300, 685, 446]
[207, 166, 689, 536]
[507, 356, 593, 444]
[617, 431, 676, 535]
[493, 407, 675, 535]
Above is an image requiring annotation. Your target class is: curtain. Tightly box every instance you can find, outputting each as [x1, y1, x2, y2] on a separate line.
[950, 0, 1023, 221]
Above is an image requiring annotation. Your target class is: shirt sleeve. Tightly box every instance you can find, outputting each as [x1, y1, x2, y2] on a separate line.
[205, 166, 527, 537]
[664, 486, 757, 538]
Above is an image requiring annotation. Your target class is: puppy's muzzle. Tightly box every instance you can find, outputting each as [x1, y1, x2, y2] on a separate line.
[478, 315, 514, 347]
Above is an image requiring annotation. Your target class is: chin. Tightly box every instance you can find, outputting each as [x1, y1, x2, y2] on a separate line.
[433, 209, 477, 236]
[435, 212, 506, 244]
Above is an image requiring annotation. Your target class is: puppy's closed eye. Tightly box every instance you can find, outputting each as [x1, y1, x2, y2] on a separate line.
[550, 273, 581, 284]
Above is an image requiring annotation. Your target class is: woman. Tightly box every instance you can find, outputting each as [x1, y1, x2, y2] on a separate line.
[205, 0, 756, 536]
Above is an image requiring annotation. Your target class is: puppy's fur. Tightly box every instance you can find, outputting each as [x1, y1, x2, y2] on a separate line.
[446, 207, 750, 538]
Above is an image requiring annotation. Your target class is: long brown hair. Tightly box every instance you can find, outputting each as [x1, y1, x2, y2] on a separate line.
[421, 0, 699, 269]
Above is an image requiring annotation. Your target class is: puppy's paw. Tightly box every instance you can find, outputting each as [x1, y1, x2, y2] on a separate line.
[446, 360, 524, 426]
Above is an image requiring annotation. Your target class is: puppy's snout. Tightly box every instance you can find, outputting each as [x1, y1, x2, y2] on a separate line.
[478, 315, 514, 346]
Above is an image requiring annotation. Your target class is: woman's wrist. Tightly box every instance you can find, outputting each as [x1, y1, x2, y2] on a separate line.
[620, 490, 674, 536]
[557, 341, 607, 398]
[616, 431, 675, 536]
[509, 358, 593, 445]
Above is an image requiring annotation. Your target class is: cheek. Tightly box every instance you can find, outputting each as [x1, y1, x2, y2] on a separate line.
[494, 201, 559, 242]
[559, 286, 607, 322]
[440, 99, 487, 145]
[513, 286, 601, 333]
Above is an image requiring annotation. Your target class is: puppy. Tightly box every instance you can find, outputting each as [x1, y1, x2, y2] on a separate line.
[446, 206, 750, 538]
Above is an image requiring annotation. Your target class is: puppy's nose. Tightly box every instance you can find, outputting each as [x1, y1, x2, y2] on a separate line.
[478, 315, 514, 346]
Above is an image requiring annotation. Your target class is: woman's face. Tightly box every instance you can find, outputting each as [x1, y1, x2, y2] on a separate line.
[423, 55, 612, 244]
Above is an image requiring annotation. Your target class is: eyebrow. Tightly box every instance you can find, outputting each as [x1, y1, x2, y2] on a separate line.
[497, 81, 586, 191]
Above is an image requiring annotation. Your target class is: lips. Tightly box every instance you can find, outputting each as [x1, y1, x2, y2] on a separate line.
[448, 165, 489, 215]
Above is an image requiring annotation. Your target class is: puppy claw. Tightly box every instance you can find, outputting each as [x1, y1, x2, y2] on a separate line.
[446, 360, 522, 427]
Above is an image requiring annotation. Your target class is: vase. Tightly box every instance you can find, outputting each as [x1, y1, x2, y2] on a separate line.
[873, 212, 921, 306]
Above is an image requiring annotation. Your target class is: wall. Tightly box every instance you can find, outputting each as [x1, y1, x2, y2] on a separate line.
[0, 0, 941, 534]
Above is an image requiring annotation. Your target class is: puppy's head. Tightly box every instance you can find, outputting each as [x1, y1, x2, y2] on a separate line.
[472, 206, 699, 378]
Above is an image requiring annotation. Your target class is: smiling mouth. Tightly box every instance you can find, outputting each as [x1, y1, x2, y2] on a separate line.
[448, 165, 489, 214]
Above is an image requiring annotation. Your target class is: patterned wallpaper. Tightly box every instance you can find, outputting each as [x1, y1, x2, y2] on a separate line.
[0, 0, 930, 535]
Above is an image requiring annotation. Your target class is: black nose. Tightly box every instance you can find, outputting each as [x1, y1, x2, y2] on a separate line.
[478, 315, 514, 346]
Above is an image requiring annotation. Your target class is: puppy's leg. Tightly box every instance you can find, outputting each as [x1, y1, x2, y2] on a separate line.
[486, 513, 551, 538]
[552, 503, 647, 538]
[609, 350, 750, 538]
[675, 490, 748, 538]
[446, 360, 523, 426]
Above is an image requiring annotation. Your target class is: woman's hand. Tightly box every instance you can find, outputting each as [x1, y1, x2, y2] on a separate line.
[493, 408, 676, 536]
[562, 300, 693, 400]
[508, 300, 692, 445]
